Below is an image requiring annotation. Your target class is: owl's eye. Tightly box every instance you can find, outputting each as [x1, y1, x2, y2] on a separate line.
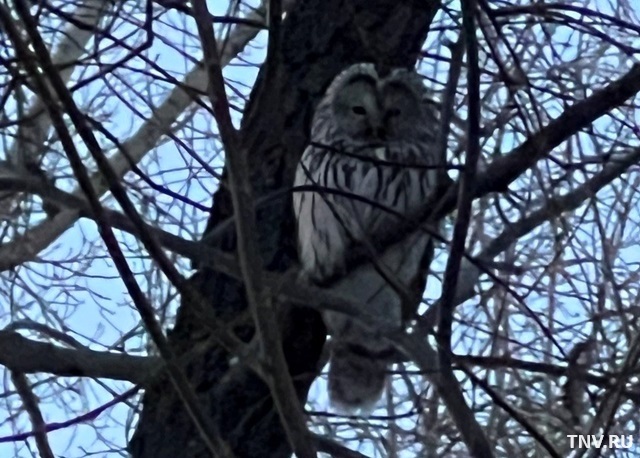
[351, 106, 367, 115]
[387, 107, 401, 117]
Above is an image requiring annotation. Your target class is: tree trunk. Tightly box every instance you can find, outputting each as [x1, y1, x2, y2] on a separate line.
[129, 1, 440, 456]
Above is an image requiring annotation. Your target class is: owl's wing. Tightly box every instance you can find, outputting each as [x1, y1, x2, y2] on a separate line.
[293, 143, 353, 283]
[295, 145, 402, 279]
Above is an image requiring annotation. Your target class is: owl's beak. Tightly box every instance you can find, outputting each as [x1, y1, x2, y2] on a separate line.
[366, 119, 387, 141]
[374, 126, 387, 140]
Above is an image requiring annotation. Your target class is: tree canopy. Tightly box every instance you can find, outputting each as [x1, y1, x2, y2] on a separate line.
[0, 0, 639, 457]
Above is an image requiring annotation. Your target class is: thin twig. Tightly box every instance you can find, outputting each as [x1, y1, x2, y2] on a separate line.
[313, 434, 371, 458]
[436, 17, 475, 360]
[0, 386, 139, 444]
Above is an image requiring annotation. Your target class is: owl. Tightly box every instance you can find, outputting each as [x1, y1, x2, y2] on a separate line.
[293, 63, 440, 412]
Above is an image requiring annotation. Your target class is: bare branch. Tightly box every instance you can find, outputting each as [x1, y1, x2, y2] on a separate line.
[432, 2, 494, 455]
[438, 0, 482, 358]
[421, 145, 640, 325]
[0, 330, 155, 384]
[3, 3, 236, 455]
[8, 0, 109, 167]
[0, 0, 279, 271]
[0, 387, 139, 444]
[313, 434, 371, 458]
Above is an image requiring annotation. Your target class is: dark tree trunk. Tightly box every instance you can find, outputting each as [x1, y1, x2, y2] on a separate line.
[129, 1, 440, 457]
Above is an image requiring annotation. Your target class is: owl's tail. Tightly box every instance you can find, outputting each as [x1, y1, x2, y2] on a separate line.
[328, 340, 390, 414]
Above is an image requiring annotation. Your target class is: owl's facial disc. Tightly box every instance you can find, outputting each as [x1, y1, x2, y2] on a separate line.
[333, 78, 386, 142]
[382, 83, 422, 138]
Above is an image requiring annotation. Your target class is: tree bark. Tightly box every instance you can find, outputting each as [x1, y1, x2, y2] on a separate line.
[129, 1, 440, 457]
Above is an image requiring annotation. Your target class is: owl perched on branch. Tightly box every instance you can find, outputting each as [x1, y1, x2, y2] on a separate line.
[293, 63, 441, 412]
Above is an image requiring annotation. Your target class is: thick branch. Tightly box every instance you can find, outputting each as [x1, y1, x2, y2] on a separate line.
[0, 330, 155, 384]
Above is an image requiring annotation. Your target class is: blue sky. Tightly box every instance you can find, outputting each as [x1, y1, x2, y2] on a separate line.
[1, 0, 640, 457]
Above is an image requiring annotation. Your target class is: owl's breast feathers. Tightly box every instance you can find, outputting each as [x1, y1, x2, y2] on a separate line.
[294, 137, 436, 283]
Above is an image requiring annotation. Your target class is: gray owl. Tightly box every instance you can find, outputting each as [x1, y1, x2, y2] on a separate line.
[293, 63, 440, 412]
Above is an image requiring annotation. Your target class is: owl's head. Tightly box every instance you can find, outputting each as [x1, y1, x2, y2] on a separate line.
[320, 63, 436, 143]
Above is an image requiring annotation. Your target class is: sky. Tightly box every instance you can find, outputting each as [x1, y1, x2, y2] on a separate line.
[1, 0, 640, 457]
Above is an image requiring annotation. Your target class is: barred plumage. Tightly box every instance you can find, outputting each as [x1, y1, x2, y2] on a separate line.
[293, 63, 440, 412]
